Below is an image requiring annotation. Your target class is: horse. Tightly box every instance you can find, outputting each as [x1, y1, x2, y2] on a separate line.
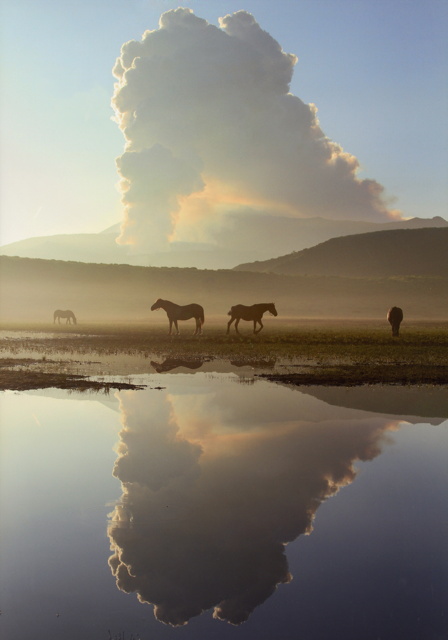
[387, 306, 403, 337]
[227, 303, 278, 335]
[150, 358, 205, 373]
[53, 309, 77, 325]
[151, 298, 204, 335]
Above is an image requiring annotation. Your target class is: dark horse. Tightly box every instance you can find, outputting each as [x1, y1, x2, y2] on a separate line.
[387, 306, 403, 337]
[150, 358, 205, 373]
[227, 303, 278, 335]
[151, 298, 204, 335]
[53, 309, 77, 325]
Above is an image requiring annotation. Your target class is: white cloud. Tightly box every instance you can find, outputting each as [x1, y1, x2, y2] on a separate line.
[112, 8, 400, 252]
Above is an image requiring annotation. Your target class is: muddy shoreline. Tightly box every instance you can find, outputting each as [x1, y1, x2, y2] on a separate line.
[1, 323, 447, 390]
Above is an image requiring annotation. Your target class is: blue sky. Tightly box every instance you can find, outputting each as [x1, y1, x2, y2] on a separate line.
[1, 0, 447, 246]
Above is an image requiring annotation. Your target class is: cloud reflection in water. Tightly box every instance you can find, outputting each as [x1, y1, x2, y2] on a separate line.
[107, 377, 400, 626]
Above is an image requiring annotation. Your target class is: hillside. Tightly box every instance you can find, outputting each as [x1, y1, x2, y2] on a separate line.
[235, 228, 448, 278]
[1, 256, 447, 323]
[0, 232, 129, 264]
[1, 216, 446, 270]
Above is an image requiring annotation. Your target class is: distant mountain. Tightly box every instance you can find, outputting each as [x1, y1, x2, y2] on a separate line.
[1, 216, 446, 270]
[0, 230, 264, 269]
[234, 228, 448, 278]
[213, 214, 448, 259]
[0, 232, 132, 264]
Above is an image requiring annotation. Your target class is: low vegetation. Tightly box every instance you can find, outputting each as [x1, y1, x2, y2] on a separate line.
[1, 320, 447, 389]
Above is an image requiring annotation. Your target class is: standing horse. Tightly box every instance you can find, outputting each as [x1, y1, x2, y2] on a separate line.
[227, 303, 278, 335]
[387, 306, 403, 337]
[53, 309, 77, 325]
[151, 299, 204, 335]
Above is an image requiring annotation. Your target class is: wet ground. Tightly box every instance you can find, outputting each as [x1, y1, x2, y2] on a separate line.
[1, 322, 447, 390]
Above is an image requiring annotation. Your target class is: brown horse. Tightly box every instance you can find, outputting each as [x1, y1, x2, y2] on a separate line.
[151, 298, 204, 335]
[387, 306, 403, 337]
[53, 309, 77, 325]
[227, 303, 278, 334]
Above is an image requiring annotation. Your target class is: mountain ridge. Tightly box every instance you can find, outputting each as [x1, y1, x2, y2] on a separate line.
[1, 215, 446, 270]
[234, 227, 448, 278]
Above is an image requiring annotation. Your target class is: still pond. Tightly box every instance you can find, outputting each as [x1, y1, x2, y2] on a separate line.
[1, 368, 447, 639]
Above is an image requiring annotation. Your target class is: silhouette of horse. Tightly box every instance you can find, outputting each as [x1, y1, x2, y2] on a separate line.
[227, 303, 278, 334]
[387, 306, 403, 337]
[150, 358, 205, 373]
[151, 298, 204, 335]
[53, 309, 77, 325]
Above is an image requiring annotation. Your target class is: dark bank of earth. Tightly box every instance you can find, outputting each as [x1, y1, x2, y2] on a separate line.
[0, 358, 145, 391]
[259, 364, 448, 387]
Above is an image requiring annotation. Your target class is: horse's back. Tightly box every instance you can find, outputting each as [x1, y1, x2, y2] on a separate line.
[194, 303, 205, 321]
[174, 302, 204, 321]
[185, 303, 204, 321]
[228, 304, 263, 320]
[228, 304, 245, 316]
[387, 306, 403, 323]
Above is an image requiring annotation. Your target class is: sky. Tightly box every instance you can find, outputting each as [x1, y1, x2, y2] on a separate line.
[1, 0, 447, 247]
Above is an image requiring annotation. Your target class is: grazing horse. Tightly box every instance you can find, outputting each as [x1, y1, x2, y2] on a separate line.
[387, 306, 403, 337]
[53, 309, 77, 325]
[151, 298, 204, 335]
[227, 303, 278, 335]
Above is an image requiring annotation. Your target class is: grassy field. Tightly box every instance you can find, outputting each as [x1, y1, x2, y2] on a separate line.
[1, 319, 447, 389]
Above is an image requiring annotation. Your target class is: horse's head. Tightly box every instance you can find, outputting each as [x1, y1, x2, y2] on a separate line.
[151, 298, 163, 311]
[269, 303, 278, 316]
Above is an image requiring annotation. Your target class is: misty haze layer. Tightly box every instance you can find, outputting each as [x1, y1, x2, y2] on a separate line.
[112, 8, 399, 253]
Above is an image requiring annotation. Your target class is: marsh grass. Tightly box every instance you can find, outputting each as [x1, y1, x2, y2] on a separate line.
[1, 319, 447, 388]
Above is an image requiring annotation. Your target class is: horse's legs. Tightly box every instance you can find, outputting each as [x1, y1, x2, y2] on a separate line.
[194, 318, 202, 336]
[255, 319, 264, 334]
[235, 318, 241, 334]
[168, 318, 173, 335]
[174, 319, 179, 335]
[227, 317, 235, 334]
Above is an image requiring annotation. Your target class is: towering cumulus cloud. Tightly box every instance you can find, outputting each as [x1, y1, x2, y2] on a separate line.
[112, 8, 399, 251]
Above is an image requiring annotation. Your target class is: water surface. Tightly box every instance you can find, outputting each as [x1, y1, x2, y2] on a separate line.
[1, 374, 447, 639]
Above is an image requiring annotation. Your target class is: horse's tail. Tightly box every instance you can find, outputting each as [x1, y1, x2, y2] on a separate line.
[227, 308, 233, 316]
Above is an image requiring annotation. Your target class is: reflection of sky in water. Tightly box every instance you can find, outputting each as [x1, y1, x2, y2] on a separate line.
[1, 376, 447, 639]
